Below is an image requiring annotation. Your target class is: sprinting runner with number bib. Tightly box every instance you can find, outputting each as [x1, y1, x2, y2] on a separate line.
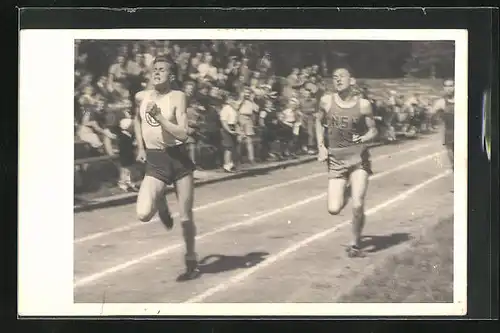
[316, 66, 378, 258]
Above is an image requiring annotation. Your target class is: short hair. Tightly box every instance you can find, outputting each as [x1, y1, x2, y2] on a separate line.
[332, 64, 355, 77]
[153, 55, 174, 66]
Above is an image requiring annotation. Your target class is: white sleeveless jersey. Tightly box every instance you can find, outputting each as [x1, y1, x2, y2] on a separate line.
[139, 89, 185, 149]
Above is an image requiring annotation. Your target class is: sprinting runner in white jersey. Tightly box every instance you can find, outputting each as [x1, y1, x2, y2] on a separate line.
[316, 65, 378, 257]
[133, 56, 199, 281]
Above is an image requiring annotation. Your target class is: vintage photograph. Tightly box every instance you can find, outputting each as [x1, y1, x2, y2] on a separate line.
[73, 36, 460, 305]
[18, 28, 468, 317]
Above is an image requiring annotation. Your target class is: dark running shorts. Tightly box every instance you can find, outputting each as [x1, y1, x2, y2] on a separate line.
[327, 148, 372, 180]
[145, 145, 196, 185]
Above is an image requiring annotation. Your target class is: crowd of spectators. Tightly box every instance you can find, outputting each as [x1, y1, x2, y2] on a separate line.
[74, 40, 329, 191]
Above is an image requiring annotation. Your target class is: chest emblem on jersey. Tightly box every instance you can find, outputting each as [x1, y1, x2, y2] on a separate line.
[145, 111, 161, 127]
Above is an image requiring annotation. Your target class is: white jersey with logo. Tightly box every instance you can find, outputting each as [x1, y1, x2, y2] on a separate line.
[138, 89, 185, 149]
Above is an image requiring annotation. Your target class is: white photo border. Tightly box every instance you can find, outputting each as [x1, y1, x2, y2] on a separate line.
[18, 29, 468, 317]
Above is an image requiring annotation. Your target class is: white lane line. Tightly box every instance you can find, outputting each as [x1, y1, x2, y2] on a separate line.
[184, 169, 452, 303]
[75, 142, 433, 244]
[74, 150, 442, 289]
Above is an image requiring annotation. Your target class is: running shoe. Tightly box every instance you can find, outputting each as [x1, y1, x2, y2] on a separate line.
[346, 245, 365, 258]
[177, 255, 201, 282]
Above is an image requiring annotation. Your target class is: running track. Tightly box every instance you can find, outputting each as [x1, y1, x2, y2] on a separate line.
[74, 133, 454, 303]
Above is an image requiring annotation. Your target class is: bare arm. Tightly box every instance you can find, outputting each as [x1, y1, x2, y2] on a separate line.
[81, 110, 107, 135]
[133, 93, 145, 152]
[316, 99, 327, 149]
[360, 99, 378, 142]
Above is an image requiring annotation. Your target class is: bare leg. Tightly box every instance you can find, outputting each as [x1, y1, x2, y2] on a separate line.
[174, 172, 200, 280]
[349, 168, 370, 249]
[327, 177, 349, 215]
[136, 176, 167, 222]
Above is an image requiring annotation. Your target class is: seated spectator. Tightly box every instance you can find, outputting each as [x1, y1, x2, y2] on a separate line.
[107, 54, 129, 92]
[258, 51, 272, 75]
[283, 68, 301, 99]
[304, 75, 319, 98]
[144, 44, 158, 68]
[240, 57, 251, 83]
[77, 86, 117, 156]
[198, 52, 218, 83]
[127, 53, 150, 97]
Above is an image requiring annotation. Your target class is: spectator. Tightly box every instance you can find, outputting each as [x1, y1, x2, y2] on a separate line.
[299, 89, 318, 154]
[258, 98, 280, 161]
[304, 74, 319, 98]
[283, 68, 301, 99]
[240, 57, 252, 83]
[258, 51, 272, 75]
[104, 81, 137, 191]
[107, 54, 129, 93]
[237, 87, 259, 164]
[198, 52, 218, 83]
[144, 44, 158, 68]
[127, 53, 150, 97]
[186, 97, 203, 168]
[77, 87, 117, 156]
[277, 97, 301, 158]
[219, 93, 240, 172]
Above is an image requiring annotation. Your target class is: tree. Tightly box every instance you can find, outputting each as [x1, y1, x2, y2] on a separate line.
[402, 41, 455, 78]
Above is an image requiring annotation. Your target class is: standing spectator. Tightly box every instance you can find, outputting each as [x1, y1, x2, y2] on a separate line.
[237, 88, 259, 164]
[219, 93, 240, 172]
[185, 98, 203, 169]
[258, 98, 280, 161]
[299, 89, 318, 154]
[107, 93, 137, 192]
[277, 98, 301, 158]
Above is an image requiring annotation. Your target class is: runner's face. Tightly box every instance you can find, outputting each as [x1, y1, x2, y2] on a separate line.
[152, 61, 170, 86]
[444, 80, 454, 96]
[333, 68, 351, 92]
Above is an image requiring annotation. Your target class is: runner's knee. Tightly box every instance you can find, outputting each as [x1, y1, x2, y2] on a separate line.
[351, 197, 364, 210]
[328, 201, 343, 215]
[136, 199, 155, 222]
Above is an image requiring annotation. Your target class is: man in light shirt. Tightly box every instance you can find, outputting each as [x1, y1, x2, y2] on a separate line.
[237, 87, 259, 164]
[219, 93, 240, 172]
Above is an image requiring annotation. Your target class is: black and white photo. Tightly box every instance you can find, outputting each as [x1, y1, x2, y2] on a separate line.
[19, 29, 468, 317]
